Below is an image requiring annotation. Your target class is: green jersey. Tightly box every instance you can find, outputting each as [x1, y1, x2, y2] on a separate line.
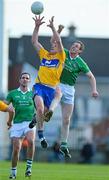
[6, 88, 34, 124]
[60, 48, 90, 86]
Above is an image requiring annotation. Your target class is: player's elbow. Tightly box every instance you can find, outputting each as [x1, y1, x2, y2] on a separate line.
[31, 38, 36, 46]
[8, 108, 15, 113]
[32, 39, 39, 49]
[87, 71, 95, 80]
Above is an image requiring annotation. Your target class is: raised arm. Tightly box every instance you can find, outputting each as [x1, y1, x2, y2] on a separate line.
[31, 15, 45, 51]
[57, 25, 64, 34]
[50, 24, 64, 45]
[86, 71, 99, 98]
[47, 16, 64, 52]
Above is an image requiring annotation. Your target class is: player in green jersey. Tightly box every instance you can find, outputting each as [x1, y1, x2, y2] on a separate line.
[6, 72, 36, 179]
[59, 41, 99, 158]
[44, 26, 99, 158]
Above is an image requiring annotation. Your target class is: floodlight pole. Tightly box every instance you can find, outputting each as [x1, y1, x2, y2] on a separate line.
[0, 0, 9, 97]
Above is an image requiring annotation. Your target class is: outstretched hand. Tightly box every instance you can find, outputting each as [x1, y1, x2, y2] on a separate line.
[57, 25, 64, 34]
[47, 16, 55, 29]
[33, 15, 45, 28]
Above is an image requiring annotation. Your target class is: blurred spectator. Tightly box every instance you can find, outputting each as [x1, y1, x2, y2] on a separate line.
[80, 140, 96, 164]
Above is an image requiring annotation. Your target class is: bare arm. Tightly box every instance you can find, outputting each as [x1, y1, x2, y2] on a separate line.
[86, 71, 99, 98]
[50, 24, 64, 44]
[31, 15, 45, 51]
[7, 110, 14, 129]
[47, 16, 64, 52]
[4, 101, 15, 129]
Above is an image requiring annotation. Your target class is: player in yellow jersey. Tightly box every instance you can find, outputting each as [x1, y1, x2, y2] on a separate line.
[0, 100, 14, 113]
[0, 100, 14, 129]
[0, 100, 9, 111]
[29, 15, 66, 148]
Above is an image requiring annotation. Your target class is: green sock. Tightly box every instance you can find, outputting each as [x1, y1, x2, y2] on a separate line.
[61, 142, 67, 149]
[26, 159, 33, 171]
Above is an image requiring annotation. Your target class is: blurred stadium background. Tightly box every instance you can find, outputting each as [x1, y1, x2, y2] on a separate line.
[0, 0, 109, 165]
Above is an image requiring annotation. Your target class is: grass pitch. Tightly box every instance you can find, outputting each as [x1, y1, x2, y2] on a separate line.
[0, 161, 109, 180]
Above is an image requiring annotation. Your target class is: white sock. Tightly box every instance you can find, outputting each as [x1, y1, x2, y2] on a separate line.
[11, 167, 17, 176]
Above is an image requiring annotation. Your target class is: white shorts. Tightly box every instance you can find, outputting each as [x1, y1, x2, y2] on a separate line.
[59, 83, 75, 104]
[9, 121, 36, 138]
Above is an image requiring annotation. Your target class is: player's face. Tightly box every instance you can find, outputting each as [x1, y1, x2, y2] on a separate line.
[19, 74, 30, 87]
[70, 42, 81, 54]
[50, 41, 57, 53]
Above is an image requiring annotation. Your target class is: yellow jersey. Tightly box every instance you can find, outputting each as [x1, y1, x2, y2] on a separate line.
[0, 100, 8, 111]
[35, 48, 66, 87]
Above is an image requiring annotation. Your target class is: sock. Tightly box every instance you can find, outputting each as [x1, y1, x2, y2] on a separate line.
[26, 159, 33, 172]
[61, 142, 67, 149]
[11, 167, 17, 176]
[38, 130, 44, 141]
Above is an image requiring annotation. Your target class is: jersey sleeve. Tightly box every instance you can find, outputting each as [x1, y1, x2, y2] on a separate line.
[79, 58, 90, 73]
[6, 92, 13, 103]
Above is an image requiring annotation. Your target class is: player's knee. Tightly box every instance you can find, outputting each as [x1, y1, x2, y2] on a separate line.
[13, 145, 21, 154]
[55, 87, 62, 99]
[63, 117, 70, 125]
[27, 139, 34, 147]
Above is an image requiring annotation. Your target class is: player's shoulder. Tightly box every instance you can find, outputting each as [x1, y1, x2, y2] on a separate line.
[39, 47, 48, 55]
[8, 89, 18, 95]
[28, 90, 33, 94]
[77, 56, 85, 63]
[64, 48, 68, 53]
[64, 48, 69, 58]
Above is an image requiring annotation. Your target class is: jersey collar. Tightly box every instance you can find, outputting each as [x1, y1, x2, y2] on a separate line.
[17, 87, 30, 94]
[69, 52, 79, 60]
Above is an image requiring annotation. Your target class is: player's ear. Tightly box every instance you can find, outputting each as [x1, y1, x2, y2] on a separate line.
[79, 49, 82, 54]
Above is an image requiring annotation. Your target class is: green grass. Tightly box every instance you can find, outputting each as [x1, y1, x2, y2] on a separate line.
[0, 161, 109, 180]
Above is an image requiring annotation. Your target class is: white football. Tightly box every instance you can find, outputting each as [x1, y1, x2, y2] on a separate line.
[31, 1, 44, 15]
